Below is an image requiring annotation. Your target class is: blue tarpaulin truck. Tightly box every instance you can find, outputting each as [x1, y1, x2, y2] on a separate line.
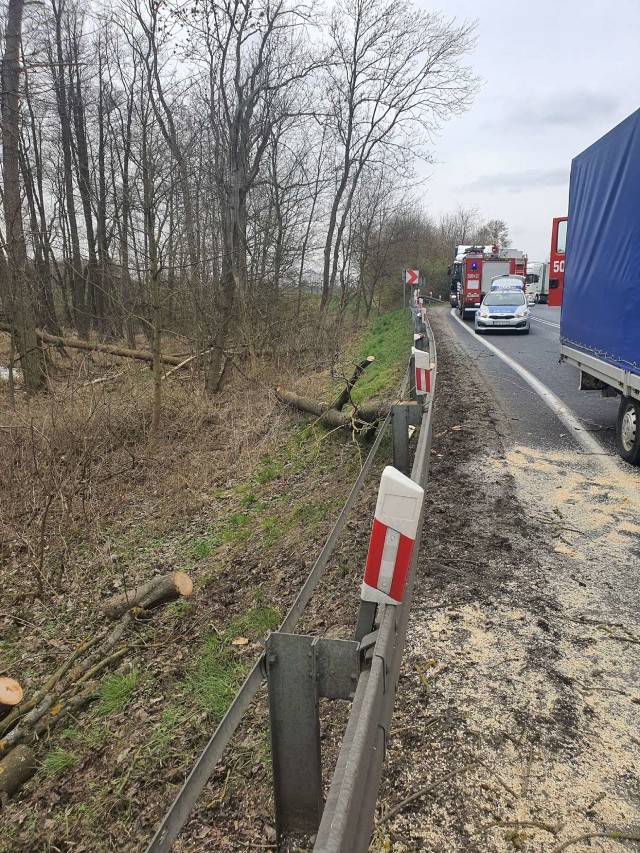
[560, 109, 640, 465]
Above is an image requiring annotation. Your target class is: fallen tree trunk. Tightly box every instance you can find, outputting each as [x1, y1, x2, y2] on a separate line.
[0, 322, 187, 367]
[332, 356, 375, 411]
[0, 745, 36, 800]
[0, 680, 23, 720]
[104, 572, 194, 620]
[275, 386, 386, 430]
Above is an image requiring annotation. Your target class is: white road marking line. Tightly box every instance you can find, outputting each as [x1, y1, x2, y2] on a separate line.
[449, 309, 621, 474]
[531, 316, 561, 328]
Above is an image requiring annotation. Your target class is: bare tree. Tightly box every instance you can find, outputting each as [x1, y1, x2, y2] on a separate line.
[474, 218, 512, 248]
[197, 0, 317, 391]
[46, 0, 89, 338]
[319, 0, 478, 310]
[438, 203, 481, 246]
[352, 166, 404, 319]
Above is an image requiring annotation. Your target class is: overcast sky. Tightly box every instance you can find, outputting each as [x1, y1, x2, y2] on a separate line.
[416, 0, 640, 260]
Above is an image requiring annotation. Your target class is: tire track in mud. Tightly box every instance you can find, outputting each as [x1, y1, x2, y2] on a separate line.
[376, 309, 640, 853]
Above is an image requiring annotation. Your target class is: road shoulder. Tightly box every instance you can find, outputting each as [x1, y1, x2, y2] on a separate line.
[375, 308, 640, 853]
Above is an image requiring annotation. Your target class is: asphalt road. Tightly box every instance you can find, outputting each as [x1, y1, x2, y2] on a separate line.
[445, 304, 620, 458]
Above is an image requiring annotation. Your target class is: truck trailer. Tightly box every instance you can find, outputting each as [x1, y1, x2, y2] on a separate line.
[559, 108, 640, 465]
[525, 261, 548, 304]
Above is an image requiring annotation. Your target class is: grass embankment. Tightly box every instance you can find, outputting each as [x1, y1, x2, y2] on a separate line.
[331, 308, 412, 404]
[0, 307, 412, 852]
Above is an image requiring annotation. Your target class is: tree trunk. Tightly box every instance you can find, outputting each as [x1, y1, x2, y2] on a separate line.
[24, 66, 62, 334]
[142, 118, 162, 442]
[117, 78, 136, 349]
[96, 40, 115, 340]
[331, 356, 375, 411]
[275, 386, 385, 429]
[0, 323, 191, 367]
[0, 745, 36, 799]
[70, 58, 100, 332]
[50, 0, 88, 339]
[1, 0, 47, 392]
[104, 572, 193, 620]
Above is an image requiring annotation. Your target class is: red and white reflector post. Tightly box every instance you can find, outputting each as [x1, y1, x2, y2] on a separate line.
[361, 466, 424, 606]
[412, 346, 431, 395]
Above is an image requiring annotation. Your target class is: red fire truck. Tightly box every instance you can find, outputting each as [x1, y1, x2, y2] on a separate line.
[548, 216, 568, 306]
[457, 247, 528, 319]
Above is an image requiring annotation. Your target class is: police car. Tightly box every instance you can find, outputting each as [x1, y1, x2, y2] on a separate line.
[474, 276, 530, 335]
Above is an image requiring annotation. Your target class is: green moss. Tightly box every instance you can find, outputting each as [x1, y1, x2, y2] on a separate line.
[60, 722, 112, 750]
[187, 536, 218, 560]
[184, 634, 246, 718]
[241, 492, 265, 510]
[224, 605, 280, 641]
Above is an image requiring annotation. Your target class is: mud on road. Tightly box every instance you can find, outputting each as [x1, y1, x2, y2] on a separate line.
[376, 309, 640, 853]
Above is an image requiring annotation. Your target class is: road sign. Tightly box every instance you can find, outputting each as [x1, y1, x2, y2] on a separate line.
[405, 269, 419, 286]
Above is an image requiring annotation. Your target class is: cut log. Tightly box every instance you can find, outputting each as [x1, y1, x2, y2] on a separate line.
[0, 679, 22, 723]
[0, 680, 22, 721]
[332, 356, 375, 411]
[0, 635, 101, 739]
[0, 745, 36, 800]
[104, 572, 194, 620]
[275, 386, 386, 430]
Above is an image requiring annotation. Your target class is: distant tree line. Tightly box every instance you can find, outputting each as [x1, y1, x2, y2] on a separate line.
[358, 206, 512, 307]
[0, 0, 482, 393]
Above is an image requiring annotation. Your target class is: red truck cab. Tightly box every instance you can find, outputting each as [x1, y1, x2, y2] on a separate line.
[458, 250, 484, 318]
[548, 217, 568, 306]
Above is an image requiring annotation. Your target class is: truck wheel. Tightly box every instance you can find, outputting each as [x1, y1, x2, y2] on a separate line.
[616, 396, 640, 465]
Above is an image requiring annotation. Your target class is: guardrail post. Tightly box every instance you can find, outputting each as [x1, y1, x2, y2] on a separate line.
[408, 354, 416, 400]
[391, 403, 422, 476]
[266, 633, 359, 846]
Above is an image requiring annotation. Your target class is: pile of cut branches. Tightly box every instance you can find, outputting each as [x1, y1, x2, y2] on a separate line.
[0, 571, 192, 804]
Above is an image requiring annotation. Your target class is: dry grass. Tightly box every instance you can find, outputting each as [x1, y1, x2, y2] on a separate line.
[0, 311, 387, 662]
[0, 328, 330, 596]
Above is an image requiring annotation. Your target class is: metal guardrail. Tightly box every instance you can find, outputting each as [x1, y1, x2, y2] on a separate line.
[147, 305, 435, 852]
[147, 415, 391, 853]
[312, 311, 436, 853]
